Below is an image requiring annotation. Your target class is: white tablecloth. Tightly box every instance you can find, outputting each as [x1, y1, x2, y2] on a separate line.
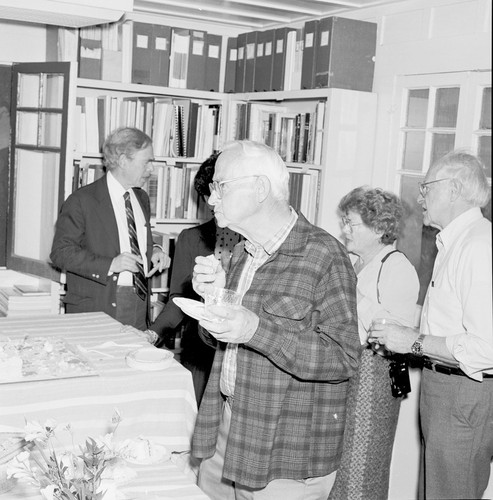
[0, 312, 209, 499]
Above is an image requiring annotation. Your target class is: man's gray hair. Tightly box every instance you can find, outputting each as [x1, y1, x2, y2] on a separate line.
[220, 140, 290, 201]
[433, 150, 491, 208]
[102, 127, 153, 171]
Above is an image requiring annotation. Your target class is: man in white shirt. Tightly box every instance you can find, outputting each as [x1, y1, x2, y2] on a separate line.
[370, 150, 492, 499]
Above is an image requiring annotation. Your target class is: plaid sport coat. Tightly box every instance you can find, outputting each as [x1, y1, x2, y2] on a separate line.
[192, 214, 361, 489]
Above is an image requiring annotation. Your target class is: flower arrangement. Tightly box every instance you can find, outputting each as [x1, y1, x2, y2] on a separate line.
[7, 410, 124, 500]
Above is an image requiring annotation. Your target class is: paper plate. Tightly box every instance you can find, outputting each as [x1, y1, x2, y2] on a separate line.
[125, 347, 174, 371]
[172, 297, 206, 321]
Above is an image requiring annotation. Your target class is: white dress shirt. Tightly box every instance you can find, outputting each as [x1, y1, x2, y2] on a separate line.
[420, 207, 493, 380]
[107, 171, 149, 285]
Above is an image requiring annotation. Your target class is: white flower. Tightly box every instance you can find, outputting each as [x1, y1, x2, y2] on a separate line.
[40, 484, 57, 500]
[24, 419, 57, 443]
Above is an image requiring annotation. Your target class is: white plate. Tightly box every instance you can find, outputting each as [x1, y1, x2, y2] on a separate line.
[125, 347, 174, 371]
[119, 438, 170, 465]
[173, 297, 206, 321]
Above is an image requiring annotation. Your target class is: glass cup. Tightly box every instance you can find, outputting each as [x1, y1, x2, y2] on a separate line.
[204, 287, 242, 322]
[367, 317, 398, 357]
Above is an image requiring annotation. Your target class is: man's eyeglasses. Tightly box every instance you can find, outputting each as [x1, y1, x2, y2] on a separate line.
[341, 217, 363, 231]
[209, 175, 259, 199]
[418, 178, 452, 197]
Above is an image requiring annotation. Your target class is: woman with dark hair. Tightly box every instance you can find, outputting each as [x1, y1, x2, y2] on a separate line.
[149, 152, 241, 406]
[329, 186, 419, 500]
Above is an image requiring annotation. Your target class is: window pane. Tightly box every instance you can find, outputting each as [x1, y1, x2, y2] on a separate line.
[17, 74, 40, 108]
[431, 133, 455, 164]
[433, 87, 460, 128]
[13, 149, 59, 261]
[16, 111, 39, 146]
[43, 74, 64, 109]
[40, 112, 62, 148]
[402, 131, 425, 170]
[406, 89, 429, 127]
[480, 87, 491, 130]
[478, 136, 491, 178]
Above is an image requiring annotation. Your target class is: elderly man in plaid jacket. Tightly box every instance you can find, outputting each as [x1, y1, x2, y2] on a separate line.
[191, 140, 361, 500]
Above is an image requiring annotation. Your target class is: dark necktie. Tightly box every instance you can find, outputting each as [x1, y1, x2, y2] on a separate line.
[123, 191, 147, 300]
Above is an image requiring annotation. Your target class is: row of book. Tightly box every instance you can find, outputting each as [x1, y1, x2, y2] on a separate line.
[78, 22, 222, 92]
[224, 16, 377, 94]
[145, 162, 212, 221]
[228, 100, 325, 165]
[289, 170, 320, 223]
[74, 95, 222, 158]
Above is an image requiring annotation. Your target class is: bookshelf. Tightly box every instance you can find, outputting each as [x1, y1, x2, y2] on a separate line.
[6, 16, 377, 294]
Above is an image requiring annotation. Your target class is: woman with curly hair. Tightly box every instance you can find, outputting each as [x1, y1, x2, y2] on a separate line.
[329, 186, 419, 500]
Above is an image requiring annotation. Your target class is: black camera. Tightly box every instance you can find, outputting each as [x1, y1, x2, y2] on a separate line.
[389, 355, 411, 398]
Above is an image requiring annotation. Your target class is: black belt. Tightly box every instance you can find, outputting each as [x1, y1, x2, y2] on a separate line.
[423, 358, 493, 378]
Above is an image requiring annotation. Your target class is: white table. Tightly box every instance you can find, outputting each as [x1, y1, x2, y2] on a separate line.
[0, 312, 209, 499]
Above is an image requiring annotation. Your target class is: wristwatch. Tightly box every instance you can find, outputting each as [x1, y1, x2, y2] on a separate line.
[411, 333, 426, 357]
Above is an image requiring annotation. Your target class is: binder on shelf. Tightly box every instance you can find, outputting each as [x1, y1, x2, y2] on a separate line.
[101, 22, 122, 82]
[187, 29, 207, 90]
[271, 27, 296, 91]
[169, 28, 190, 89]
[253, 29, 275, 92]
[289, 27, 304, 91]
[224, 37, 237, 93]
[151, 24, 171, 87]
[204, 33, 223, 92]
[301, 20, 319, 89]
[235, 32, 247, 93]
[186, 100, 200, 158]
[131, 22, 153, 85]
[314, 16, 377, 92]
[243, 31, 257, 93]
[283, 29, 297, 91]
[78, 26, 102, 79]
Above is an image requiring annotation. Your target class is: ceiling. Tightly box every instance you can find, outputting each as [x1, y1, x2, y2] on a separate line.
[132, 0, 406, 30]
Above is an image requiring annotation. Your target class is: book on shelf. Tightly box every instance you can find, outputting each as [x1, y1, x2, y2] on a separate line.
[187, 29, 207, 90]
[101, 22, 122, 82]
[169, 28, 190, 89]
[151, 24, 171, 87]
[314, 17, 377, 92]
[253, 29, 275, 92]
[72, 159, 105, 191]
[235, 32, 247, 92]
[301, 20, 319, 89]
[224, 37, 237, 93]
[131, 22, 153, 85]
[204, 33, 222, 92]
[78, 26, 102, 79]
[283, 29, 297, 91]
[243, 31, 258, 93]
[272, 27, 296, 91]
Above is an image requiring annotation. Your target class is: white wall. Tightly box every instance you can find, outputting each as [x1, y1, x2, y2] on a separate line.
[0, 20, 47, 62]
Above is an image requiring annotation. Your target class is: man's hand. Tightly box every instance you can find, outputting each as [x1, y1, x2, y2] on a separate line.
[192, 255, 226, 298]
[368, 322, 417, 355]
[199, 304, 259, 344]
[110, 252, 144, 274]
[148, 248, 171, 277]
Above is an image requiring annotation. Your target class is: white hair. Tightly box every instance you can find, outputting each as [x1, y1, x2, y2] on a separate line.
[218, 140, 290, 201]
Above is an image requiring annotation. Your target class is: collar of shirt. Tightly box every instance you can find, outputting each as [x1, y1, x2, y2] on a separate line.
[436, 207, 484, 252]
[244, 208, 298, 258]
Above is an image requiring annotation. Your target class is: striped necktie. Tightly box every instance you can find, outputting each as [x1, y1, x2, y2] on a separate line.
[123, 191, 147, 300]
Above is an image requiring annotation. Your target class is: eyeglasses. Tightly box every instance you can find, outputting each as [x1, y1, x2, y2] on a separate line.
[418, 178, 452, 197]
[341, 217, 363, 232]
[209, 175, 259, 199]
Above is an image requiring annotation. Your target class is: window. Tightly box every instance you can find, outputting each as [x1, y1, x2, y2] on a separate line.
[392, 71, 491, 303]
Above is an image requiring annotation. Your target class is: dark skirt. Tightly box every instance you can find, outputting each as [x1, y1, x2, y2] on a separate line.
[329, 347, 402, 500]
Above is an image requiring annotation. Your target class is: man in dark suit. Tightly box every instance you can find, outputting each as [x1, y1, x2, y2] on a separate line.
[50, 127, 169, 331]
